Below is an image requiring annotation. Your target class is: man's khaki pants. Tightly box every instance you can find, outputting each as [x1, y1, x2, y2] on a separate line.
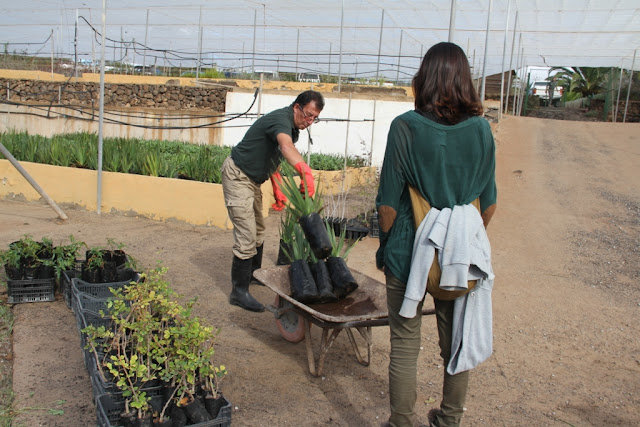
[221, 157, 265, 260]
[386, 274, 469, 427]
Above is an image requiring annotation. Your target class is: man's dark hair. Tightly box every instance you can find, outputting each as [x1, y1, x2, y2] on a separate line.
[292, 90, 325, 110]
[412, 42, 483, 124]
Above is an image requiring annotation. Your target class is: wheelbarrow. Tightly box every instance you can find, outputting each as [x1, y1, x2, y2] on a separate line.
[253, 265, 435, 377]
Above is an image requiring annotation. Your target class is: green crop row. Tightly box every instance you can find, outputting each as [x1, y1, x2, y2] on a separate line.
[0, 131, 368, 184]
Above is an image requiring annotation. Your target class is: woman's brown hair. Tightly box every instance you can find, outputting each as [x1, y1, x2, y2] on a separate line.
[412, 42, 483, 124]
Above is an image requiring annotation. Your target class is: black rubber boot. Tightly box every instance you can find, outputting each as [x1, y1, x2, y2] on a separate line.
[251, 244, 264, 286]
[229, 255, 265, 312]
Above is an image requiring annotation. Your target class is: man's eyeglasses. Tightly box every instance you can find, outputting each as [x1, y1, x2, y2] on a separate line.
[297, 105, 320, 124]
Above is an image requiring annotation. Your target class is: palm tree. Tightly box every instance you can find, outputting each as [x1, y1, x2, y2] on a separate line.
[549, 67, 607, 99]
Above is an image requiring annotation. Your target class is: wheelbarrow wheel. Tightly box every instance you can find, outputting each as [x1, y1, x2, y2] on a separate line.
[274, 295, 305, 343]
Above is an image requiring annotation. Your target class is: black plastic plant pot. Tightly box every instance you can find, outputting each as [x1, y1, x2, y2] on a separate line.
[37, 264, 55, 280]
[204, 394, 226, 419]
[169, 405, 187, 427]
[81, 264, 102, 283]
[23, 264, 39, 280]
[119, 411, 137, 427]
[116, 266, 135, 281]
[101, 261, 118, 283]
[326, 256, 358, 299]
[182, 396, 211, 423]
[309, 260, 337, 303]
[152, 416, 172, 427]
[4, 264, 23, 280]
[276, 240, 292, 266]
[112, 250, 127, 267]
[289, 259, 319, 304]
[299, 212, 332, 260]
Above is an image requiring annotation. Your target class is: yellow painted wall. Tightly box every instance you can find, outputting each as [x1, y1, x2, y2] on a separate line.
[0, 159, 377, 227]
[0, 159, 270, 228]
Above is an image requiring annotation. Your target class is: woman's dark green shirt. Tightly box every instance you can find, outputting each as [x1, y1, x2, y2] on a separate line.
[231, 106, 299, 184]
[375, 111, 497, 284]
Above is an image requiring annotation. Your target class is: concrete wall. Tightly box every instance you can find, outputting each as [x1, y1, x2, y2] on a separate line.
[0, 159, 376, 227]
[224, 92, 414, 167]
[0, 104, 224, 145]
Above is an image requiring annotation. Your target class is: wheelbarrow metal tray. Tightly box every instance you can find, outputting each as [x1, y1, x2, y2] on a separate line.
[253, 265, 389, 325]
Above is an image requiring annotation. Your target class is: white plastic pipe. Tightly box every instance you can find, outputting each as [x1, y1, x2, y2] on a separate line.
[499, 0, 511, 121]
[480, 0, 493, 104]
[504, 11, 518, 114]
[0, 143, 68, 221]
[448, 0, 456, 42]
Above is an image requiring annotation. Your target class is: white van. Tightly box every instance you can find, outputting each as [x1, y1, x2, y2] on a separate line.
[297, 73, 321, 83]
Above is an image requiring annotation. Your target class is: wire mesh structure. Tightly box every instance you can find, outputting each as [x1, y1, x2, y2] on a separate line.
[1, 1, 639, 83]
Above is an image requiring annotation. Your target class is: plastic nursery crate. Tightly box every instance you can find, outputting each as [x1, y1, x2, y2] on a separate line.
[96, 393, 232, 427]
[90, 368, 164, 402]
[7, 277, 55, 304]
[70, 272, 140, 314]
[61, 261, 83, 308]
[369, 211, 380, 238]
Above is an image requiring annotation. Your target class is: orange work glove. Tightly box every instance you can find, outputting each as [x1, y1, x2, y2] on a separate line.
[270, 172, 287, 211]
[294, 162, 315, 197]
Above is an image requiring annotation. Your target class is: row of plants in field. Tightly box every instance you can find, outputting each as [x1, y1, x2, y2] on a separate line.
[0, 131, 369, 184]
[82, 266, 228, 425]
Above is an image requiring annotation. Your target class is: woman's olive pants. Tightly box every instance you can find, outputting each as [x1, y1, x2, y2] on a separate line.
[386, 274, 469, 427]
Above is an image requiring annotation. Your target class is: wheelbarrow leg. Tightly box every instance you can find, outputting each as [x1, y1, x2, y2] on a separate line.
[304, 319, 317, 376]
[345, 326, 372, 367]
[303, 318, 343, 377]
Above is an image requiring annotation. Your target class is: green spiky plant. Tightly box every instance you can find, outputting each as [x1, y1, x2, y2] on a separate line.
[278, 168, 324, 219]
[325, 220, 360, 260]
[280, 223, 311, 263]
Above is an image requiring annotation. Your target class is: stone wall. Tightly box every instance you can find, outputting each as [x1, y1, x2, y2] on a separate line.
[0, 78, 229, 111]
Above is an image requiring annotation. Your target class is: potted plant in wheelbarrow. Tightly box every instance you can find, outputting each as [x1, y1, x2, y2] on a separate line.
[325, 221, 360, 299]
[279, 171, 332, 260]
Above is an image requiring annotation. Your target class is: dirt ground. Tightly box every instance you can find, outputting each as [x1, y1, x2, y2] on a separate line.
[1, 115, 639, 426]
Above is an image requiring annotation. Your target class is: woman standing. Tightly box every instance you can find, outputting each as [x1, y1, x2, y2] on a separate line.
[377, 42, 497, 427]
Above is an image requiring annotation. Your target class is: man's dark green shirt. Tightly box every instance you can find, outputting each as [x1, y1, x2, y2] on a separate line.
[376, 111, 497, 284]
[231, 106, 299, 184]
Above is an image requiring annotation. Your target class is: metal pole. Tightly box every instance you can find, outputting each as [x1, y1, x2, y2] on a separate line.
[512, 34, 522, 115]
[252, 9, 257, 75]
[504, 11, 518, 114]
[257, 73, 263, 117]
[328, 43, 332, 78]
[480, 0, 493, 104]
[521, 70, 530, 116]
[74, 9, 78, 78]
[614, 58, 624, 122]
[517, 60, 526, 116]
[50, 29, 54, 79]
[196, 6, 203, 80]
[623, 49, 636, 123]
[0, 143, 68, 221]
[337, 0, 344, 93]
[296, 28, 300, 76]
[499, 0, 511, 121]
[448, 0, 456, 42]
[395, 30, 403, 85]
[90, 10, 95, 73]
[341, 93, 352, 196]
[375, 9, 384, 83]
[97, 0, 106, 214]
[368, 100, 377, 166]
[143, 9, 149, 74]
